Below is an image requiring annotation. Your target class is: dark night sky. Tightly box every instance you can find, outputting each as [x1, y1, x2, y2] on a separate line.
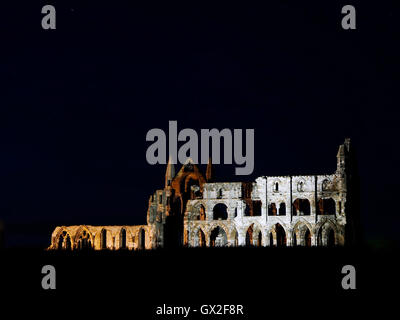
[0, 1, 399, 247]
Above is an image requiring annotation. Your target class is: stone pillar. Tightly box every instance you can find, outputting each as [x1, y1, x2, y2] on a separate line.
[238, 230, 246, 246]
[261, 231, 267, 247]
[206, 207, 212, 222]
[287, 229, 293, 247]
[205, 233, 211, 247]
[311, 234, 317, 246]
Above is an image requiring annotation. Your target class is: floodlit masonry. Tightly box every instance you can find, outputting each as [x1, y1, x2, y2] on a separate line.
[48, 139, 353, 250]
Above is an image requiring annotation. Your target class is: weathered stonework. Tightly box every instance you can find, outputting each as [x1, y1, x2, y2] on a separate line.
[48, 139, 352, 250]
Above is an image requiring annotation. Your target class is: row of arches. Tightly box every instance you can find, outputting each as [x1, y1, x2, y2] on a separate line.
[273, 179, 332, 192]
[195, 203, 228, 221]
[195, 226, 232, 247]
[268, 198, 337, 216]
[192, 222, 337, 247]
[56, 228, 146, 250]
[195, 198, 338, 221]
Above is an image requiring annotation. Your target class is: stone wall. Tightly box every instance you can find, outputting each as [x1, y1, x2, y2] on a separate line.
[184, 163, 347, 247]
[48, 225, 152, 250]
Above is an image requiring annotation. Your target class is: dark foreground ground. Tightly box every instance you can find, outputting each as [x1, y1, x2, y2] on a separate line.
[0, 246, 398, 318]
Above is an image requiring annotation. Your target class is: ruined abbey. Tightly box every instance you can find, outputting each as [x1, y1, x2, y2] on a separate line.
[49, 139, 353, 250]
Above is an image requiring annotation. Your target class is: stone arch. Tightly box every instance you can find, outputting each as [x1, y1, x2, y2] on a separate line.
[275, 224, 286, 247]
[57, 233, 64, 249]
[318, 198, 336, 215]
[198, 204, 206, 221]
[210, 226, 228, 247]
[278, 202, 286, 216]
[245, 224, 254, 246]
[65, 234, 72, 250]
[304, 228, 312, 247]
[268, 203, 277, 216]
[207, 223, 229, 239]
[212, 203, 228, 220]
[293, 221, 313, 247]
[292, 198, 311, 216]
[74, 226, 93, 250]
[192, 226, 207, 247]
[56, 230, 66, 249]
[56, 229, 73, 250]
[322, 179, 330, 191]
[316, 221, 337, 247]
[191, 203, 206, 221]
[268, 223, 287, 247]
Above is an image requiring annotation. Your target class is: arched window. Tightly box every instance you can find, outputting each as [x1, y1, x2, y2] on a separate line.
[274, 182, 279, 192]
[244, 203, 251, 216]
[275, 224, 286, 247]
[197, 204, 206, 221]
[217, 189, 223, 199]
[279, 203, 286, 216]
[318, 198, 336, 215]
[252, 200, 262, 216]
[120, 228, 127, 249]
[246, 225, 253, 246]
[297, 181, 304, 192]
[58, 233, 65, 250]
[268, 203, 277, 216]
[292, 199, 311, 216]
[198, 229, 206, 247]
[77, 229, 92, 250]
[322, 179, 330, 191]
[213, 203, 228, 220]
[65, 235, 71, 250]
